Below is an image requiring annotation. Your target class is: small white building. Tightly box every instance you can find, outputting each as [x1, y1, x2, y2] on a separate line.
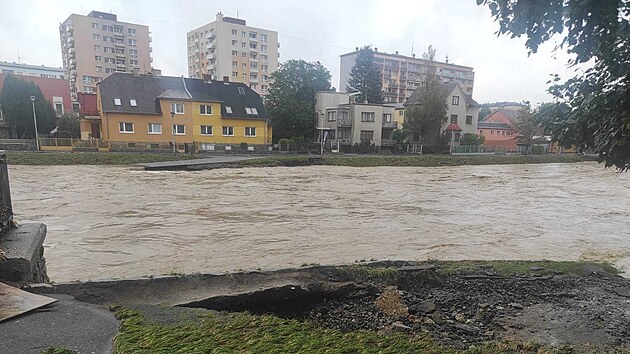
[314, 91, 397, 148]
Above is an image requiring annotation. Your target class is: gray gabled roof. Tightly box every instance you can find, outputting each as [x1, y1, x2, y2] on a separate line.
[98, 73, 267, 119]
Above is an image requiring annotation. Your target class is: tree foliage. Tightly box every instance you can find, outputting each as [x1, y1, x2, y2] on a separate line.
[0, 75, 56, 138]
[479, 0, 630, 170]
[347, 46, 383, 104]
[265, 60, 333, 141]
[53, 113, 81, 138]
[404, 46, 449, 144]
[460, 133, 486, 146]
[512, 107, 545, 155]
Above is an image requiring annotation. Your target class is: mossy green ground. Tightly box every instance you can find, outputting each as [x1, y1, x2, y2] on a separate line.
[7, 152, 195, 165]
[111, 306, 574, 354]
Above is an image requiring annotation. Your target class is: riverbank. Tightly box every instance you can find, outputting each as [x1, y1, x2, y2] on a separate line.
[30, 260, 629, 353]
[5, 151, 596, 167]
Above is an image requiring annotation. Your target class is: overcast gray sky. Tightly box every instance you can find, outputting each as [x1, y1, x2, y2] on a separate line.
[0, 0, 579, 104]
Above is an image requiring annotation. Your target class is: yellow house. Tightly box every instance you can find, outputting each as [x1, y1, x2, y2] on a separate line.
[91, 73, 271, 150]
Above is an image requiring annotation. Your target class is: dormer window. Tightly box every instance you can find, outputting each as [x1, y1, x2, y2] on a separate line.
[225, 106, 233, 114]
[238, 87, 246, 96]
[114, 98, 121, 106]
[130, 99, 137, 107]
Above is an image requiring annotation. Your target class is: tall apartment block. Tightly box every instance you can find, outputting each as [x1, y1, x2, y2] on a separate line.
[59, 11, 153, 99]
[187, 13, 279, 96]
[340, 49, 475, 104]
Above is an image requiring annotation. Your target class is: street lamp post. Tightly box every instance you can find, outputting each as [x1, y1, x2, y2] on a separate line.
[30, 96, 40, 151]
[170, 111, 176, 154]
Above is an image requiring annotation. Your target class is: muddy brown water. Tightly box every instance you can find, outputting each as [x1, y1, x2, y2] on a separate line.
[9, 162, 630, 282]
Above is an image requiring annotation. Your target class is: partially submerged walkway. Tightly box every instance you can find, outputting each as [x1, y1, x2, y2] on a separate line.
[138, 155, 263, 171]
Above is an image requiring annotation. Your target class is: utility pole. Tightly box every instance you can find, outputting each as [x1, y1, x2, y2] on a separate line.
[30, 96, 40, 151]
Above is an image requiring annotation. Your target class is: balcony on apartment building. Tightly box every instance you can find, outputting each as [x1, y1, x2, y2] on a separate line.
[382, 120, 398, 129]
[116, 52, 125, 58]
[337, 116, 352, 127]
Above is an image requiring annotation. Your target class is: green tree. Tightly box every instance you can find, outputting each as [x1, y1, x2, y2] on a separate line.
[478, 0, 630, 170]
[512, 107, 544, 155]
[346, 46, 383, 104]
[0, 75, 56, 138]
[265, 60, 333, 142]
[403, 46, 449, 144]
[479, 106, 492, 121]
[460, 133, 486, 146]
[53, 113, 81, 138]
[534, 102, 586, 150]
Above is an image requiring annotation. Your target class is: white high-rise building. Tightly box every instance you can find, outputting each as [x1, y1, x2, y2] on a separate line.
[187, 13, 279, 97]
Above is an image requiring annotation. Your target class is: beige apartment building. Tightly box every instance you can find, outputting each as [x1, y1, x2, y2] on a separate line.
[340, 49, 475, 104]
[187, 13, 279, 96]
[59, 11, 153, 100]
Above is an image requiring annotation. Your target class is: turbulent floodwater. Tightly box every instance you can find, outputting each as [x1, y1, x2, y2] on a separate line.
[8, 162, 630, 282]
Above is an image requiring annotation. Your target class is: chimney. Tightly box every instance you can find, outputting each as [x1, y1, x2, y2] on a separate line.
[223, 76, 230, 84]
[375, 47, 378, 52]
[203, 74, 213, 82]
[412, 54, 416, 58]
[445, 55, 449, 64]
[216, 12, 224, 22]
[395, 51, 398, 55]
[355, 47, 359, 51]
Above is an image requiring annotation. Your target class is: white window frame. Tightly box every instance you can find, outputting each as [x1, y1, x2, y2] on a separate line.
[173, 124, 185, 135]
[245, 127, 256, 137]
[200, 125, 213, 135]
[148, 123, 162, 134]
[130, 99, 137, 107]
[119, 122, 134, 133]
[361, 112, 375, 122]
[114, 98, 122, 106]
[200, 104, 213, 115]
[222, 126, 234, 136]
[225, 106, 233, 114]
[170, 102, 184, 114]
[327, 111, 336, 122]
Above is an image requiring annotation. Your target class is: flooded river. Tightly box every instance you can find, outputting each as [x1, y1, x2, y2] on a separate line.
[9, 162, 630, 282]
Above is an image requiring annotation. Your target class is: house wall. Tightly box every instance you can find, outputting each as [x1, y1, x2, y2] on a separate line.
[0, 73, 71, 116]
[477, 110, 518, 149]
[191, 101, 271, 144]
[314, 91, 350, 131]
[350, 104, 389, 146]
[444, 85, 479, 137]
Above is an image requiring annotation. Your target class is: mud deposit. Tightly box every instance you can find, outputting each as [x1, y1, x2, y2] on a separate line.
[186, 263, 630, 351]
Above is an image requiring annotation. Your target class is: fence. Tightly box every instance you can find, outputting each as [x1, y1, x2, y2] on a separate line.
[0, 139, 36, 151]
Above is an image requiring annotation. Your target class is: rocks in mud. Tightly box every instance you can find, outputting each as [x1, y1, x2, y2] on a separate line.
[408, 301, 436, 315]
[431, 311, 445, 325]
[391, 321, 411, 332]
[509, 302, 524, 310]
[375, 287, 408, 317]
[455, 313, 466, 323]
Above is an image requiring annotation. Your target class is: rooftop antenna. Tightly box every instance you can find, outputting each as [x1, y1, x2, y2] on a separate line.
[411, 38, 414, 57]
[236, 9, 239, 18]
[445, 55, 449, 64]
[17, 47, 21, 64]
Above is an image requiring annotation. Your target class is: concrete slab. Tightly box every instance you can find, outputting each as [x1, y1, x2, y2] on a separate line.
[0, 294, 119, 354]
[138, 155, 263, 171]
[0, 282, 57, 322]
[0, 223, 48, 283]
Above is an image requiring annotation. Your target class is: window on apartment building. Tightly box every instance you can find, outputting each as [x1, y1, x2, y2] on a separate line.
[327, 111, 336, 121]
[338, 110, 349, 121]
[250, 32, 257, 39]
[250, 83, 258, 89]
[114, 26, 123, 33]
[250, 74, 258, 80]
[171, 103, 184, 114]
[225, 106, 233, 114]
[466, 115, 473, 125]
[96, 66, 103, 72]
[55, 103, 63, 115]
[232, 29, 238, 35]
[383, 113, 392, 123]
[232, 40, 238, 45]
[452, 96, 460, 105]
[242, 73, 247, 79]
[200, 125, 213, 135]
[261, 34, 268, 42]
[130, 99, 137, 107]
[262, 75, 269, 81]
[85, 87, 96, 94]
[94, 45, 101, 51]
[232, 61, 238, 67]
[241, 53, 247, 58]
[119, 122, 133, 133]
[129, 49, 138, 57]
[103, 36, 114, 43]
[104, 47, 114, 53]
[116, 59, 126, 65]
[105, 68, 115, 73]
[222, 126, 234, 136]
[128, 39, 137, 46]
[232, 71, 238, 77]
[93, 34, 101, 40]
[173, 124, 185, 135]
[250, 53, 258, 60]
[102, 25, 113, 31]
[238, 87, 246, 96]
[92, 22, 99, 29]
[260, 44, 267, 52]
[104, 57, 114, 63]
[360, 130, 374, 141]
[200, 104, 212, 115]
[398, 110, 404, 116]
[250, 43, 257, 49]
[361, 112, 375, 122]
[245, 107, 258, 115]
[242, 31, 246, 37]
[245, 127, 256, 136]
[115, 37, 124, 44]
[451, 114, 458, 123]
[148, 123, 162, 134]
[261, 85, 267, 91]
[241, 42, 246, 48]
[128, 28, 136, 35]
[130, 60, 138, 66]
[261, 54, 268, 61]
[491, 131, 494, 135]
[232, 50, 238, 56]
[114, 98, 122, 106]
[455, 132, 461, 142]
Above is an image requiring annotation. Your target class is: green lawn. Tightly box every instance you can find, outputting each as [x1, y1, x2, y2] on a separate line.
[6, 152, 195, 166]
